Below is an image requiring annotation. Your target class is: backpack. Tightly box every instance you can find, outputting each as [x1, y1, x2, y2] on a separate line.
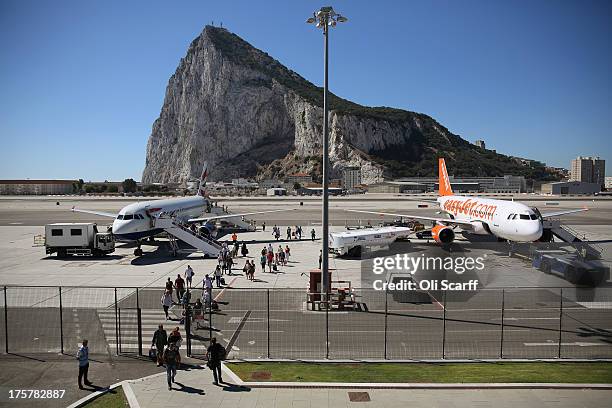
[165, 348, 177, 364]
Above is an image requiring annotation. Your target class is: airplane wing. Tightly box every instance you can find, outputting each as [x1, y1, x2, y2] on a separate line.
[71, 207, 117, 218]
[540, 208, 588, 218]
[345, 209, 474, 226]
[188, 209, 296, 223]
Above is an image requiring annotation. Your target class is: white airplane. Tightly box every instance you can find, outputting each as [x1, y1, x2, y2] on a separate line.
[72, 163, 291, 255]
[347, 158, 587, 244]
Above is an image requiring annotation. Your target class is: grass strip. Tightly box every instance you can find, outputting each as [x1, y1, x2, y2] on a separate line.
[82, 386, 129, 408]
[226, 362, 612, 384]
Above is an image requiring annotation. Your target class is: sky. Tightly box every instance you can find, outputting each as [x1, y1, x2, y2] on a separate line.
[0, 0, 610, 181]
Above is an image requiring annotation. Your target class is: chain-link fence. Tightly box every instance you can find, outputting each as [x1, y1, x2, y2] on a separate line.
[1, 285, 611, 360]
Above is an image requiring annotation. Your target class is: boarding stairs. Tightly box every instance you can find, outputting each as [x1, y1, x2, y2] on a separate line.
[154, 216, 222, 257]
[542, 219, 603, 260]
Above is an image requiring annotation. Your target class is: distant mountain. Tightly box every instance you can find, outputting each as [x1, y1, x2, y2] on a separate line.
[142, 26, 558, 184]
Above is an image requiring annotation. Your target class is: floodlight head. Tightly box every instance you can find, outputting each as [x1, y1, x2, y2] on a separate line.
[306, 17, 316, 24]
[337, 15, 348, 23]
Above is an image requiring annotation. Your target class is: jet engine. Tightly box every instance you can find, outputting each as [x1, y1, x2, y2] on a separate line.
[431, 224, 455, 244]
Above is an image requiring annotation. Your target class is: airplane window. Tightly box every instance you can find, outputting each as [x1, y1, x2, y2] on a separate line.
[116, 215, 124, 220]
[507, 214, 513, 219]
[530, 214, 538, 220]
[124, 214, 134, 220]
[519, 214, 530, 220]
[512, 214, 518, 220]
[136, 214, 143, 219]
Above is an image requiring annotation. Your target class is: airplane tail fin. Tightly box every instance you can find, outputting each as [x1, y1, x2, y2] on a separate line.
[438, 158, 453, 196]
[197, 162, 209, 196]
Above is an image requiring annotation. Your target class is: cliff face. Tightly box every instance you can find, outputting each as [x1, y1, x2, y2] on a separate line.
[142, 26, 552, 184]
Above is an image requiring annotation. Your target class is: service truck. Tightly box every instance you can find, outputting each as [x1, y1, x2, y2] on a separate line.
[45, 223, 115, 257]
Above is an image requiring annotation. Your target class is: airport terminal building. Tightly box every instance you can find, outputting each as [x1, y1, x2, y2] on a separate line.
[369, 175, 527, 194]
[0, 179, 75, 195]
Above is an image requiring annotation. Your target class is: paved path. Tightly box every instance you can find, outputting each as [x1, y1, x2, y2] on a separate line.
[129, 365, 612, 408]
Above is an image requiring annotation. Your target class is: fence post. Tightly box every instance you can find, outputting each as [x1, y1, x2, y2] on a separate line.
[136, 287, 139, 310]
[59, 287, 64, 354]
[137, 308, 143, 356]
[558, 288, 563, 359]
[4, 286, 8, 354]
[267, 289, 270, 359]
[384, 290, 388, 360]
[114, 288, 119, 355]
[500, 289, 505, 359]
[442, 290, 447, 359]
[325, 294, 329, 359]
[208, 297, 213, 345]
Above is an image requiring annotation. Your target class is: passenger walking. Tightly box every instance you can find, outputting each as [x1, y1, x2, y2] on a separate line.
[241, 242, 249, 257]
[161, 290, 173, 320]
[233, 241, 239, 257]
[266, 250, 274, 273]
[174, 274, 185, 303]
[286, 226, 292, 240]
[165, 277, 173, 296]
[76, 339, 92, 389]
[163, 342, 179, 390]
[260, 253, 266, 273]
[168, 327, 182, 350]
[248, 260, 256, 281]
[204, 274, 213, 298]
[311, 228, 316, 241]
[262, 221, 266, 232]
[285, 245, 291, 263]
[184, 265, 194, 288]
[226, 255, 234, 275]
[152, 324, 167, 367]
[214, 265, 222, 288]
[206, 337, 226, 385]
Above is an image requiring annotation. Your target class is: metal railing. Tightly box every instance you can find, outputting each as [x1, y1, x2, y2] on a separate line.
[1, 285, 611, 360]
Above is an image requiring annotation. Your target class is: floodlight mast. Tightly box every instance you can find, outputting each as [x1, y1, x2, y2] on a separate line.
[306, 7, 347, 301]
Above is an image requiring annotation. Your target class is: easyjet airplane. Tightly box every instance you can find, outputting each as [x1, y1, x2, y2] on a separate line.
[72, 163, 290, 255]
[347, 158, 587, 244]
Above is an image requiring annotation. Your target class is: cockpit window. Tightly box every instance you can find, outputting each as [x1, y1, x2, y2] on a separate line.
[512, 214, 518, 220]
[519, 214, 530, 220]
[123, 214, 134, 220]
[530, 214, 538, 220]
[507, 214, 513, 219]
[116, 215, 124, 220]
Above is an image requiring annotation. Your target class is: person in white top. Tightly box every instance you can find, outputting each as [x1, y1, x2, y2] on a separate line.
[184, 265, 194, 288]
[161, 290, 173, 320]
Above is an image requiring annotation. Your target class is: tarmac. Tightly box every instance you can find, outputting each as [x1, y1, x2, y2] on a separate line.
[0, 195, 610, 406]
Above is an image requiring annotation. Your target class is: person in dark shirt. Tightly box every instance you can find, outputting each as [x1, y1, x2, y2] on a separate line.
[174, 274, 185, 303]
[206, 337, 226, 385]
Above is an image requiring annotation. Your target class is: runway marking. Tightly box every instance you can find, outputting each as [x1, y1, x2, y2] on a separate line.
[214, 277, 238, 302]
[524, 342, 608, 347]
[226, 310, 251, 354]
[576, 302, 612, 309]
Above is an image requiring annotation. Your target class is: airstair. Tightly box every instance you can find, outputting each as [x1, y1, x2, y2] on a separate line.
[542, 219, 603, 260]
[154, 216, 222, 257]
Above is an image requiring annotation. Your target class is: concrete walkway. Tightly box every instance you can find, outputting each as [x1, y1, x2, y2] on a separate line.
[128, 365, 612, 408]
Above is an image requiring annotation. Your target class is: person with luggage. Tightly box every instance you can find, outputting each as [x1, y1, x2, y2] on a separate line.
[152, 324, 167, 367]
[206, 337, 226, 385]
